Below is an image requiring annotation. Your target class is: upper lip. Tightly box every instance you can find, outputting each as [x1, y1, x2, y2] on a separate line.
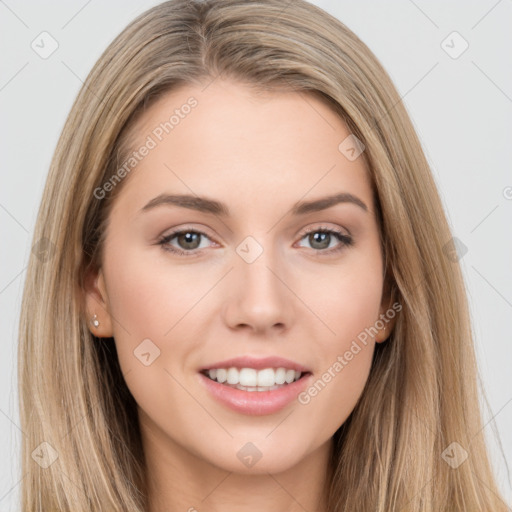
[200, 356, 311, 373]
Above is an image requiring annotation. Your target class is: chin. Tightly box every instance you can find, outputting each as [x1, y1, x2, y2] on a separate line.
[196, 434, 314, 475]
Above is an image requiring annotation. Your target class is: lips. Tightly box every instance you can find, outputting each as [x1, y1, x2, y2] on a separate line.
[197, 355, 313, 415]
[200, 355, 312, 373]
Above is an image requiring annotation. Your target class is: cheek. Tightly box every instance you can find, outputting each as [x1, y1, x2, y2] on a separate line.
[104, 245, 208, 338]
[102, 247, 204, 424]
[295, 251, 383, 430]
[302, 250, 384, 344]
[297, 285, 379, 438]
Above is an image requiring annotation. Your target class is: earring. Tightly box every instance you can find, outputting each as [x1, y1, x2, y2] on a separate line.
[90, 314, 100, 328]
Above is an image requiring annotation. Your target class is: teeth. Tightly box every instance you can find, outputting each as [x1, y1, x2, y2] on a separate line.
[239, 368, 257, 386]
[227, 367, 239, 385]
[226, 383, 281, 392]
[275, 367, 286, 385]
[204, 367, 303, 387]
[285, 369, 296, 384]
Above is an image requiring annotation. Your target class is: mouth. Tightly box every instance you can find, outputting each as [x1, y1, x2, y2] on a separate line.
[198, 366, 314, 416]
[197, 356, 313, 414]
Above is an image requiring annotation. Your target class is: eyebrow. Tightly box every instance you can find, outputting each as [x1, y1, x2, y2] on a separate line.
[140, 192, 368, 217]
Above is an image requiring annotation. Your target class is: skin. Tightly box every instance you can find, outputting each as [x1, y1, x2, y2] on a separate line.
[84, 78, 396, 512]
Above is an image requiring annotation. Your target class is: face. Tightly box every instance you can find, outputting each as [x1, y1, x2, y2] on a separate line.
[85, 78, 394, 475]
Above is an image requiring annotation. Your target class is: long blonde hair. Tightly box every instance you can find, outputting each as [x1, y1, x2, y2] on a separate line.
[18, 0, 508, 510]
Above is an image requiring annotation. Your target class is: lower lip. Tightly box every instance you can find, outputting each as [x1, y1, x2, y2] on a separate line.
[198, 372, 313, 416]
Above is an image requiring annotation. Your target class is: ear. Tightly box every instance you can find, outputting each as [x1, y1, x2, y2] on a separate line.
[375, 277, 398, 343]
[83, 266, 114, 338]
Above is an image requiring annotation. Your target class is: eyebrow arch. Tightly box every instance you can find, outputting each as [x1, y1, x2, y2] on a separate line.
[292, 192, 368, 215]
[140, 192, 368, 217]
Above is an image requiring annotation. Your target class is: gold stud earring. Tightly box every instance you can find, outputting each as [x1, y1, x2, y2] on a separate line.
[90, 314, 100, 328]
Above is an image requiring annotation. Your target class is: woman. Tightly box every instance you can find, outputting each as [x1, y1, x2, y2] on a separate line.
[18, 0, 508, 510]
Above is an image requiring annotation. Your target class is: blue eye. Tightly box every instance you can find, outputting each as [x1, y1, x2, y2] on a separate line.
[157, 226, 353, 257]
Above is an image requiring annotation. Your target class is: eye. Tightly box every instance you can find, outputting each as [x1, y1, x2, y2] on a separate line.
[295, 226, 353, 254]
[157, 228, 215, 257]
[157, 225, 353, 257]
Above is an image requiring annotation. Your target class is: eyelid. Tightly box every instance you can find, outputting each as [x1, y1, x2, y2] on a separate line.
[159, 222, 350, 242]
[159, 224, 217, 242]
[296, 222, 351, 239]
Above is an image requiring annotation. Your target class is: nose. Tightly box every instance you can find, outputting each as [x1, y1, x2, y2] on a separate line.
[222, 242, 295, 335]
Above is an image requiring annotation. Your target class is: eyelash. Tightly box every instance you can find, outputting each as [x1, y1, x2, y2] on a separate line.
[157, 225, 353, 258]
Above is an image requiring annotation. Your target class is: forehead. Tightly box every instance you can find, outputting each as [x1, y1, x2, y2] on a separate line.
[113, 79, 374, 217]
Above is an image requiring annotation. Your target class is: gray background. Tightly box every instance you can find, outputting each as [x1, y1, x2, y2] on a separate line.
[1, 0, 511, 509]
